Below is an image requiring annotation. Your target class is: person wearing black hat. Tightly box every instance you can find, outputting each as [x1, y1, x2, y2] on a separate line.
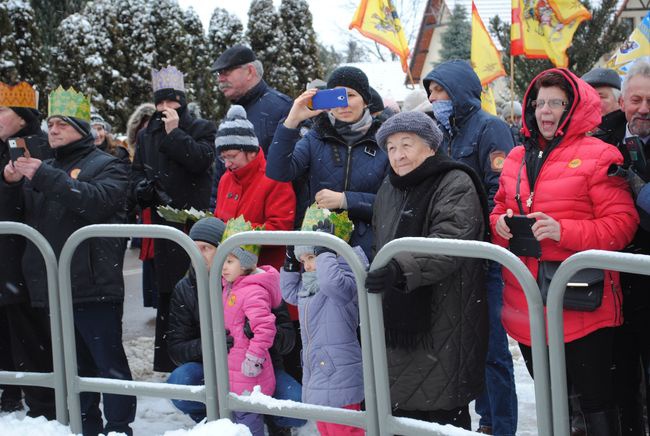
[582, 67, 626, 146]
[131, 66, 217, 372]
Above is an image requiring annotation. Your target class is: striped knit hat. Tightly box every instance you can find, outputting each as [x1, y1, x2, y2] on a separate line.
[215, 105, 259, 154]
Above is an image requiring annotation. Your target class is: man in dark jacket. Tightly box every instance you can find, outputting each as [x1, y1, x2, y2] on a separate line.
[131, 66, 217, 372]
[582, 67, 627, 146]
[1, 86, 135, 435]
[365, 110, 488, 430]
[210, 45, 292, 207]
[0, 81, 53, 414]
[423, 60, 517, 435]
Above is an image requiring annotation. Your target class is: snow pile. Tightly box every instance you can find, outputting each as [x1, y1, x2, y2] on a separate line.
[0, 413, 73, 436]
[162, 419, 251, 436]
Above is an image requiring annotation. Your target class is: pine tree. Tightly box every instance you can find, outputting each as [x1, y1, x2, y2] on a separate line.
[439, 4, 471, 62]
[318, 42, 343, 78]
[278, 0, 322, 96]
[489, 0, 629, 97]
[0, 0, 47, 101]
[29, 0, 88, 49]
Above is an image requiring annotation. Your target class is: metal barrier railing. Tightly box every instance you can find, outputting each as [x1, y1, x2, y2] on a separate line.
[58, 224, 217, 434]
[211, 231, 379, 435]
[0, 222, 68, 423]
[546, 250, 650, 436]
[369, 237, 552, 436]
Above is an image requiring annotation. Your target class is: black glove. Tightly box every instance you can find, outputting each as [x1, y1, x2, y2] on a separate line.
[283, 246, 301, 272]
[313, 219, 336, 256]
[225, 329, 234, 352]
[134, 179, 155, 206]
[152, 179, 173, 206]
[365, 259, 403, 294]
[243, 318, 254, 340]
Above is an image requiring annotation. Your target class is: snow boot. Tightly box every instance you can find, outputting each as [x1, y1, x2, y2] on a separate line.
[584, 409, 622, 436]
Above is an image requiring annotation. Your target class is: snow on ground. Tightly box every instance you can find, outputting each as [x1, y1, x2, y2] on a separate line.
[0, 335, 538, 435]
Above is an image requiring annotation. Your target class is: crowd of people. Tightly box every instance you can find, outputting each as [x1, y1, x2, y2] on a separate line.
[0, 41, 648, 436]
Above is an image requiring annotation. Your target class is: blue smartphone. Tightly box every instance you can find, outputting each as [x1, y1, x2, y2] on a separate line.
[310, 88, 348, 110]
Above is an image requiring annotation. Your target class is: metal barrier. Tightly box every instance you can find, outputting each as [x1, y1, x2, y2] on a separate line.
[369, 237, 552, 436]
[546, 250, 650, 436]
[211, 231, 379, 435]
[0, 222, 68, 423]
[58, 224, 217, 434]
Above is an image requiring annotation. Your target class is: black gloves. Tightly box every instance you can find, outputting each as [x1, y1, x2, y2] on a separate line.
[313, 219, 336, 256]
[225, 329, 234, 352]
[134, 179, 155, 206]
[283, 246, 301, 272]
[365, 259, 403, 294]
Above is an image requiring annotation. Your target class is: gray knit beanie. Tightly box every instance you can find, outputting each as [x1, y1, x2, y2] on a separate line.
[231, 247, 258, 269]
[215, 105, 259, 154]
[294, 245, 315, 261]
[189, 217, 226, 248]
[375, 111, 443, 151]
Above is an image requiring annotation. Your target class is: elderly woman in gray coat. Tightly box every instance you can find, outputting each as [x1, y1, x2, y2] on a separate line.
[365, 111, 489, 430]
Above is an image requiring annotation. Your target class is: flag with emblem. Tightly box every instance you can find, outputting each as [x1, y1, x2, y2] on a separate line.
[349, 0, 411, 72]
[471, 2, 505, 116]
[510, 0, 591, 67]
[606, 11, 650, 77]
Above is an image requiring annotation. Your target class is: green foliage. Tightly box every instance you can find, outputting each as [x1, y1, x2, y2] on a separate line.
[318, 42, 343, 78]
[489, 0, 630, 97]
[439, 4, 471, 62]
[29, 0, 87, 48]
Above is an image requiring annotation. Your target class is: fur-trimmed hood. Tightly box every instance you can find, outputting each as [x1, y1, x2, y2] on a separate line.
[126, 103, 155, 147]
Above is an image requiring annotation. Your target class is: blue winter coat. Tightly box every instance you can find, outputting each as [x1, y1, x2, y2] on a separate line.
[267, 115, 389, 258]
[423, 60, 514, 208]
[280, 247, 368, 407]
[638, 183, 650, 231]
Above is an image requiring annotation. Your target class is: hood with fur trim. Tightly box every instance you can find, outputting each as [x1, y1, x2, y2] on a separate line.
[126, 103, 156, 147]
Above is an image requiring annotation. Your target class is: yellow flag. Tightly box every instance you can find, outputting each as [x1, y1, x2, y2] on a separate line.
[511, 0, 591, 67]
[481, 86, 498, 115]
[471, 1, 506, 86]
[349, 0, 411, 72]
[606, 11, 650, 76]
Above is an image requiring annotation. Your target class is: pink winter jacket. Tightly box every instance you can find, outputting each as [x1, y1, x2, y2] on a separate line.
[222, 265, 282, 395]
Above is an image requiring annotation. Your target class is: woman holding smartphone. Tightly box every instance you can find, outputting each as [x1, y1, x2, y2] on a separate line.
[491, 68, 639, 434]
[266, 66, 389, 259]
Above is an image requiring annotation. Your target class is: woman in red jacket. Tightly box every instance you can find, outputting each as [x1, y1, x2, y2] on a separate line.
[491, 68, 639, 434]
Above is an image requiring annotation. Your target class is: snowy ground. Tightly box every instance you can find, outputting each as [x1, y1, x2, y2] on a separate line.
[0, 248, 539, 435]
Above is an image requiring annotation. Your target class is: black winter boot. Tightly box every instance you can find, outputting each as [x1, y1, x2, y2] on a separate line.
[584, 409, 622, 436]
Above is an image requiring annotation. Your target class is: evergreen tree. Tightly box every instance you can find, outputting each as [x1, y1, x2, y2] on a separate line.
[344, 38, 367, 63]
[439, 4, 470, 62]
[318, 42, 343, 78]
[0, 0, 47, 100]
[489, 0, 629, 97]
[278, 0, 322, 96]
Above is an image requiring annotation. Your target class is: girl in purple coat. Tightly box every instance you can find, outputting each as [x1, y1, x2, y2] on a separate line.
[221, 220, 282, 436]
[281, 219, 368, 436]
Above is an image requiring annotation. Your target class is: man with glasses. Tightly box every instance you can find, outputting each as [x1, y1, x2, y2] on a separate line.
[424, 60, 517, 436]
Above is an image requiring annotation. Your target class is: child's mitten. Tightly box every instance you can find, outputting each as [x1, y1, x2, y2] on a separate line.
[241, 353, 265, 377]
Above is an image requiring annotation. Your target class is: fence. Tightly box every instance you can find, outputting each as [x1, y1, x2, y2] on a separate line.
[546, 250, 650, 436]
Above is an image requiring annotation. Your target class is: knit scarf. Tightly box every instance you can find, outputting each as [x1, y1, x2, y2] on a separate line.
[383, 152, 488, 350]
[298, 271, 320, 298]
[328, 109, 373, 145]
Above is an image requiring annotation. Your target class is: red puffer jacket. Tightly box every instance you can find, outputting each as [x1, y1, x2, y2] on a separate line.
[490, 68, 639, 345]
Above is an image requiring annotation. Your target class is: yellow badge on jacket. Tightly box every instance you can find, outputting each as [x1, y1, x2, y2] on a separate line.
[568, 159, 582, 169]
[227, 294, 236, 307]
[490, 151, 506, 172]
[70, 168, 81, 179]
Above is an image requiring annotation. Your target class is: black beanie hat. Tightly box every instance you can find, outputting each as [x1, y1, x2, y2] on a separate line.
[48, 115, 91, 137]
[368, 87, 384, 113]
[327, 66, 371, 103]
[189, 217, 226, 248]
[10, 107, 40, 124]
[153, 88, 187, 107]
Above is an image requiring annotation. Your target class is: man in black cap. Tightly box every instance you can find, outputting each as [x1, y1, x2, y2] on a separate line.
[582, 67, 627, 145]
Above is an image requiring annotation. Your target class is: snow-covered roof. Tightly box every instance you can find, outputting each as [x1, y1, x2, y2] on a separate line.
[342, 61, 413, 103]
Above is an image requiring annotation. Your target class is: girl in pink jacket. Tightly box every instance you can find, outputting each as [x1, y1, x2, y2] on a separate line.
[222, 242, 282, 436]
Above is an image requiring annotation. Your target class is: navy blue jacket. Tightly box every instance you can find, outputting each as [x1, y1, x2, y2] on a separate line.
[424, 60, 514, 209]
[267, 114, 389, 258]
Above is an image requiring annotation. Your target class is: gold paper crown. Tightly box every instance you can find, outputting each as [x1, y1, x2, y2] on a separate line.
[301, 203, 354, 242]
[0, 82, 38, 109]
[221, 216, 263, 257]
[48, 86, 91, 121]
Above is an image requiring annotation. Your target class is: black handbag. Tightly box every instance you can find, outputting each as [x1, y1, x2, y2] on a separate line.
[538, 261, 604, 312]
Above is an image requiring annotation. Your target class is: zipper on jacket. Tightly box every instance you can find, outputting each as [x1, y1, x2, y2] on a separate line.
[304, 297, 312, 373]
[344, 145, 354, 191]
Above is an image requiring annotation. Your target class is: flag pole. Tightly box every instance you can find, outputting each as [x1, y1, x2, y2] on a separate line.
[510, 55, 515, 124]
[406, 68, 416, 89]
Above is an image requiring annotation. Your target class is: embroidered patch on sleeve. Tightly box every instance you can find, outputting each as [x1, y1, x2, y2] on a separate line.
[489, 151, 506, 172]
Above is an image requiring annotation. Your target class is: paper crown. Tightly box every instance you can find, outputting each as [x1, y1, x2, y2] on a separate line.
[48, 86, 91, 121]
[151, 66, 185, 93]
[221, 216, 263, 257]
[0, 82, 39, 109]
[301, 203, 354, 242]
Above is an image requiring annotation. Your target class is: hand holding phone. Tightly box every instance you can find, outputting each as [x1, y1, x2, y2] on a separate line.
[505, 215, 541, 257]
[8, 137, 31, 162]
[310, 88, 348, 110]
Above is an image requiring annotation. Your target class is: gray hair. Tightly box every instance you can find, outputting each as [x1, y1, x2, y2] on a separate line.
[611, 87, 621, 101]
[622, 60, 650, 96]
[250, 60, 264, 78]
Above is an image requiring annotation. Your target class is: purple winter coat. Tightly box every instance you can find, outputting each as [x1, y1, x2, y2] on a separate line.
[280, 247, 368, 407]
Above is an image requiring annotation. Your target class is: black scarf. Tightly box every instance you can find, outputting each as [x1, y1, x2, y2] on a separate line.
[383, 152, 488, 350]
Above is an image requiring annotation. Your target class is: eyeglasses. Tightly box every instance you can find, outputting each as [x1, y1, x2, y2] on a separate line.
[531, 99, 568, 109]
[218, 150, 243, 163]
[216, 65, 245, 78]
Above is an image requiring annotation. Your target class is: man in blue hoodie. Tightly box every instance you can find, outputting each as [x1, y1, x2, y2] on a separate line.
[423, 60, 516, 436]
